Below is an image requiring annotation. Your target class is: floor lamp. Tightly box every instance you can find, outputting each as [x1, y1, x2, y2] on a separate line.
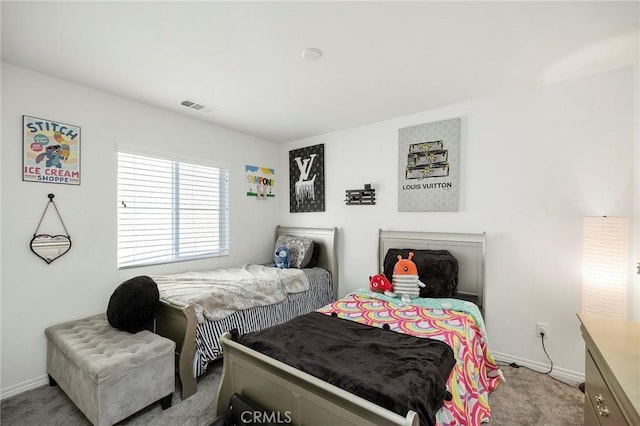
[579, 216, 629, 392]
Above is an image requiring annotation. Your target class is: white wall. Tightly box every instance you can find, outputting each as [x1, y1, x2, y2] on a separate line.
[0, 63, 280, 398]
[1, 62, 636, 397]
[278, 66, 636, 383]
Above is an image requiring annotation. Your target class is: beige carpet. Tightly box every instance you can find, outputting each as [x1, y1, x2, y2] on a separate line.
[1, 362, 583, 425]
[488, 364, 584, 425]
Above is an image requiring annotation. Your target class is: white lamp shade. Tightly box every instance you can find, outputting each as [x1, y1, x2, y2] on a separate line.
[582, 217, 628, 319]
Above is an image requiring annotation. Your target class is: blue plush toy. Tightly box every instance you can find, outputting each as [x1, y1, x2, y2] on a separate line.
[274, 245, 290, 269]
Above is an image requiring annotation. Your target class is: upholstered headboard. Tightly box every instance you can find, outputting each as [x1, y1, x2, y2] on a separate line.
[378, 229, 486, 315]
[276, 226, 339, 298]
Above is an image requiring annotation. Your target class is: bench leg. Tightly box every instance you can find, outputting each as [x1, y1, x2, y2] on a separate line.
[48, 374, 58, 386]
[160, 393, 173, 410]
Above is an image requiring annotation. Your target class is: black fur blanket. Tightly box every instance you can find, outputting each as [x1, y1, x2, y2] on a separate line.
[236, 312, 455, 426]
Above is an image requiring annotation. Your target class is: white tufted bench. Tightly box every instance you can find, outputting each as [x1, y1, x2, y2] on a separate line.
[45, 314, 175, 426]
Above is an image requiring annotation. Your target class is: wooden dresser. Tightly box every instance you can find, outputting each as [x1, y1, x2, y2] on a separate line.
[578, 313, 640, 425]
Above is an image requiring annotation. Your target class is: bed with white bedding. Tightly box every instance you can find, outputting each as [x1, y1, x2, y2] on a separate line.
[153, 226, 338, 400]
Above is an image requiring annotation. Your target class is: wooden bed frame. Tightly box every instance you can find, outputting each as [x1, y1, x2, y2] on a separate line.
[214, 230, 486, 425]
[155, 225, 339, 400]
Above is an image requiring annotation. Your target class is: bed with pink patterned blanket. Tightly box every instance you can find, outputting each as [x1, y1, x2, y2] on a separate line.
[317, 290, 502, 425]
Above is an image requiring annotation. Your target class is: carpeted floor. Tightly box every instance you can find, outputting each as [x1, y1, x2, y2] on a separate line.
[0, 362, 223, 426]
[488, 364, 584, 425]
[1, 362, 583, 425]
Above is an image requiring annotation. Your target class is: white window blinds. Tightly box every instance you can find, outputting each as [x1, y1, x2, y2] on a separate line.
[117, 151, 229, 268]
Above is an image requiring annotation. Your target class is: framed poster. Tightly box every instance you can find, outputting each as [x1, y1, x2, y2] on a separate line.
[289, 143, 325, 212]
[23, 115, 81, 185]
[245, 165, 275, 200]
[398, 117, 460, 211]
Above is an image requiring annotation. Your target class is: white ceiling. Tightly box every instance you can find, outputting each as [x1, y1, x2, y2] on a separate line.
[2, 1, 638, 143]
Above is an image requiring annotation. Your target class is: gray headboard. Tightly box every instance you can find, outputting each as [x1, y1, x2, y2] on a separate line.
[276, 226, 339, 298]
[378, 229, 486, 315]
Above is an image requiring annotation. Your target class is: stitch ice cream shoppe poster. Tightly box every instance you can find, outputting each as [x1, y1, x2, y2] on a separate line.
[23, 115, 81, 185]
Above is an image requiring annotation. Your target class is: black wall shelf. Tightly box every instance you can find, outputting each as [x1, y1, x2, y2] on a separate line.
[345, 184, 375, 205]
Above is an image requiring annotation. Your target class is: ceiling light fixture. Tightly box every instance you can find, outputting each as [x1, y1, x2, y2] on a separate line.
[301, 48, 323, 62]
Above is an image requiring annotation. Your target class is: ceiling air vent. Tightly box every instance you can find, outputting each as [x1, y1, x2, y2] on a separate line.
[180, 99, 216, 113]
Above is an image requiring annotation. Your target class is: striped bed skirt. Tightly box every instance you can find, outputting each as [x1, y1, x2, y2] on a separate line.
[193, 267, 335, 377]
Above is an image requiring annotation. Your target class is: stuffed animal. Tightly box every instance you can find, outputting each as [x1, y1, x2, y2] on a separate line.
[274, 245, 290, 269]
[369, 274, 394, 296]
[392, 252, 426, 302]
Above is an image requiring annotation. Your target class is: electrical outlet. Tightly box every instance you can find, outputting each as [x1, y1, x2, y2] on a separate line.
[536, 323, 549, 339]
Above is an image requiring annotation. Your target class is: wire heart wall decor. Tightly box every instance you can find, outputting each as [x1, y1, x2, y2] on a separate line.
[30, 194, 72, 264]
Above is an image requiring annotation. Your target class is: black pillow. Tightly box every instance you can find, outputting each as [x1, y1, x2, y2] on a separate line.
[305, 242, 320, 268]
[107, 276, 160, 333]
[383, 249, 459, 298]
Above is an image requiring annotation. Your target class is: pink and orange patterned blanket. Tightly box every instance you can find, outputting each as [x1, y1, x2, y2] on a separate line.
[317, 290, 502, 425]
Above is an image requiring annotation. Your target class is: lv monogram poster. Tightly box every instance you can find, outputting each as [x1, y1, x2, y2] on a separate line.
[289, 143, 325, 213]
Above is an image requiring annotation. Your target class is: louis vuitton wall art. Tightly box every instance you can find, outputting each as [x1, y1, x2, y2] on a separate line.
[289, 143, 325, 213]
[398, 118, 460, 211]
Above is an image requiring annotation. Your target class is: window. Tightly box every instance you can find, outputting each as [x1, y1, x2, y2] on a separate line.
[117, 150, 229, 268]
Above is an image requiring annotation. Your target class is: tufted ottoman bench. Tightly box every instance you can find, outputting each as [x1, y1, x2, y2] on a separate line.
[45, 314, 175, 426]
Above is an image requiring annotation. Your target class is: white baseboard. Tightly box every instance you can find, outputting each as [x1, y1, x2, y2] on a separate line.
[493, 351, 584, 386]
[1, 375, 49, 401]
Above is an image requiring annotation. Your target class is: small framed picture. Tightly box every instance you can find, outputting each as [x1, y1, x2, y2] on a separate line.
[23, 115, 81, 185]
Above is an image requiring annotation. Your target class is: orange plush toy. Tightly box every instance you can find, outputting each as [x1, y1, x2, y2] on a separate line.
[392, 252, 426, 302]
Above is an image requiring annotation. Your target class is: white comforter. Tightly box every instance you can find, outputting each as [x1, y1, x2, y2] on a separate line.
[153, 264, 310, 323]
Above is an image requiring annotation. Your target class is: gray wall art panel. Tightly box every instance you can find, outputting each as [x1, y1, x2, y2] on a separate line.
[398, 118, 460, 211]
